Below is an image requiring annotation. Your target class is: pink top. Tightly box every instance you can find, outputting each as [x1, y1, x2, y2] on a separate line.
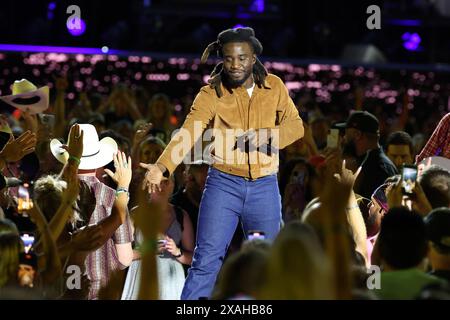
[366, 233, 379, 266]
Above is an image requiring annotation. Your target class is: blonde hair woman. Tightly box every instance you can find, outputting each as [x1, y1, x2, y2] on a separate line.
[258, 222, 332, 299]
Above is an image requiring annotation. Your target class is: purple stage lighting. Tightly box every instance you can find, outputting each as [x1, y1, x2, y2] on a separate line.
[233, 24, 245, 29]
[250, 0, 265, 13]
[47, 2, 56, 20]
[67, 18, 86, 36]
[402, 32, 421, 51]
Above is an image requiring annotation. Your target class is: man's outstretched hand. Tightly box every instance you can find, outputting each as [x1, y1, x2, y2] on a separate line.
[140, 163, 167, 194]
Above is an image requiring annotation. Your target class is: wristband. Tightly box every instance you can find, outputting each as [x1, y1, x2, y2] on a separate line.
[115, 187, 129, 197]
[174, 248, 182, 258]
[68, 155, 80, 165]
[138, 239, 158, 255]
[346, 204, 359, 211]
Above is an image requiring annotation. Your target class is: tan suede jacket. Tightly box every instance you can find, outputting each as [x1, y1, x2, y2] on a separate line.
[156, 73, 304, 179]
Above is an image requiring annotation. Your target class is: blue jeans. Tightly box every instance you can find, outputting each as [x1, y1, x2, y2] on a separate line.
[181, 167, 281, 300]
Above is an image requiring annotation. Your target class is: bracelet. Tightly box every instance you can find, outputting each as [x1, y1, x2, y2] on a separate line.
[346, 204, 359, 211]
[174, 248, 182, 258]
[115, 187, 129, 197]
[138, 239, 158, 255]
[68, 155, 80, 165]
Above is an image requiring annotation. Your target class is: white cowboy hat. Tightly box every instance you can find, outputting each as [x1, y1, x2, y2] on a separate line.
[418, 156, 450, 172]
[50, 124, 118, 170]
[0, 79, 49, 115]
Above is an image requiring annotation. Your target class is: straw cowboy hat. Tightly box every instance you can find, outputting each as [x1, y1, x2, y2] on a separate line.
[0, 79, 49, 114]
[50, 124, 118, 170]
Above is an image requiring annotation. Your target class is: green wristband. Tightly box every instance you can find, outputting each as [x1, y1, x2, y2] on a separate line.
[68, 155, 80, 165]
[138, 240, 158, 255]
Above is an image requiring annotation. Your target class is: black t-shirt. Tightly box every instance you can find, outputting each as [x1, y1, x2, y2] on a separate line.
[355, 147, 398, 199]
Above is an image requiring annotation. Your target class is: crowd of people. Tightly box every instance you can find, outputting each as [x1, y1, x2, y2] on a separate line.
[1, 36, 450, 299]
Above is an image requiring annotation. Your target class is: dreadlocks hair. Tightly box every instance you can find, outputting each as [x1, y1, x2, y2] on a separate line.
[200, 27, 268, 97]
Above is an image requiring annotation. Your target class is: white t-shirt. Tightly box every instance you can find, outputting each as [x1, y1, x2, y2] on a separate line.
[246, 83, 255, 97]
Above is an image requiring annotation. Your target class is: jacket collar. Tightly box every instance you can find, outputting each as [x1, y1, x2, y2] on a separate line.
[218, 77, 272, 98]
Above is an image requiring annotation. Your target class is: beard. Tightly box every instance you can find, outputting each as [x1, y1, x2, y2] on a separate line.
[223, 68, 253, 87]
[342, 139, 358, 159]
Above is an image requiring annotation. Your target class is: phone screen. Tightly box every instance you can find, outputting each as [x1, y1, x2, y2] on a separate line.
[21, 233, 35, 253]
[17, 185, 33, 213]
[327, 129, 339, 149]
[402, 166, 417, 194]
[248, 231, 265, 241]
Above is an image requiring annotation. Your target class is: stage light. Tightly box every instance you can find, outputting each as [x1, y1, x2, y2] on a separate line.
[47, 2, 56, 20]
[402, 32, 421, 51]
[250, 0, 265, 13]
[67, 18, 86, 36]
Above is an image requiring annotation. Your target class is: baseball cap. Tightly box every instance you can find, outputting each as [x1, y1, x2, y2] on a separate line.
[335, 111, 379, 134]
[371, 183, 389, 213]
[424, 207, 450, 253]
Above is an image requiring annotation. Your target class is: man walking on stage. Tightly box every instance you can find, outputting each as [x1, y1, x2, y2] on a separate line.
[141, 27, 304, 299]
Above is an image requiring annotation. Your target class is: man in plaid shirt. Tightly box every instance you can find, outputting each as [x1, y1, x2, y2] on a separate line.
[417, 113, 450, 163]
[51, 124, 133, 299]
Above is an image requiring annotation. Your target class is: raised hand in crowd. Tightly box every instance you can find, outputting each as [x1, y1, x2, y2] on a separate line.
[79, 92, 92, 112]
[0, 130, 37, 169]
[47, 175, 80, 241]
[21, 111, 38, 134]
[65, 123, 84, 161]
[387, 179, 432, 216]
[53, 74, 69, 139]
[54, 74, 69, 92]
[386, 179, 403, 209]
[316, 159, 358, 299]
[333, 161, 368, 267]
[131, 122, 153, 166]
[94, 151, 133, 243]
[59, 124, 83, 182]
[104, 151, 133, 228]
[133, 183, 164, 300]
[25, 203, 63, 296]
[105, 151, 133, 191]
[409, 182, 433, 216]
[333, 159, 362, 189]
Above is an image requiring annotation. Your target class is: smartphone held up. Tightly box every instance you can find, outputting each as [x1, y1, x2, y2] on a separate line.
[20, 233, 35, 254]
[327, 129, 340, 149]
[17, 184, 33, 214]
[401, 164, 418, 195]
